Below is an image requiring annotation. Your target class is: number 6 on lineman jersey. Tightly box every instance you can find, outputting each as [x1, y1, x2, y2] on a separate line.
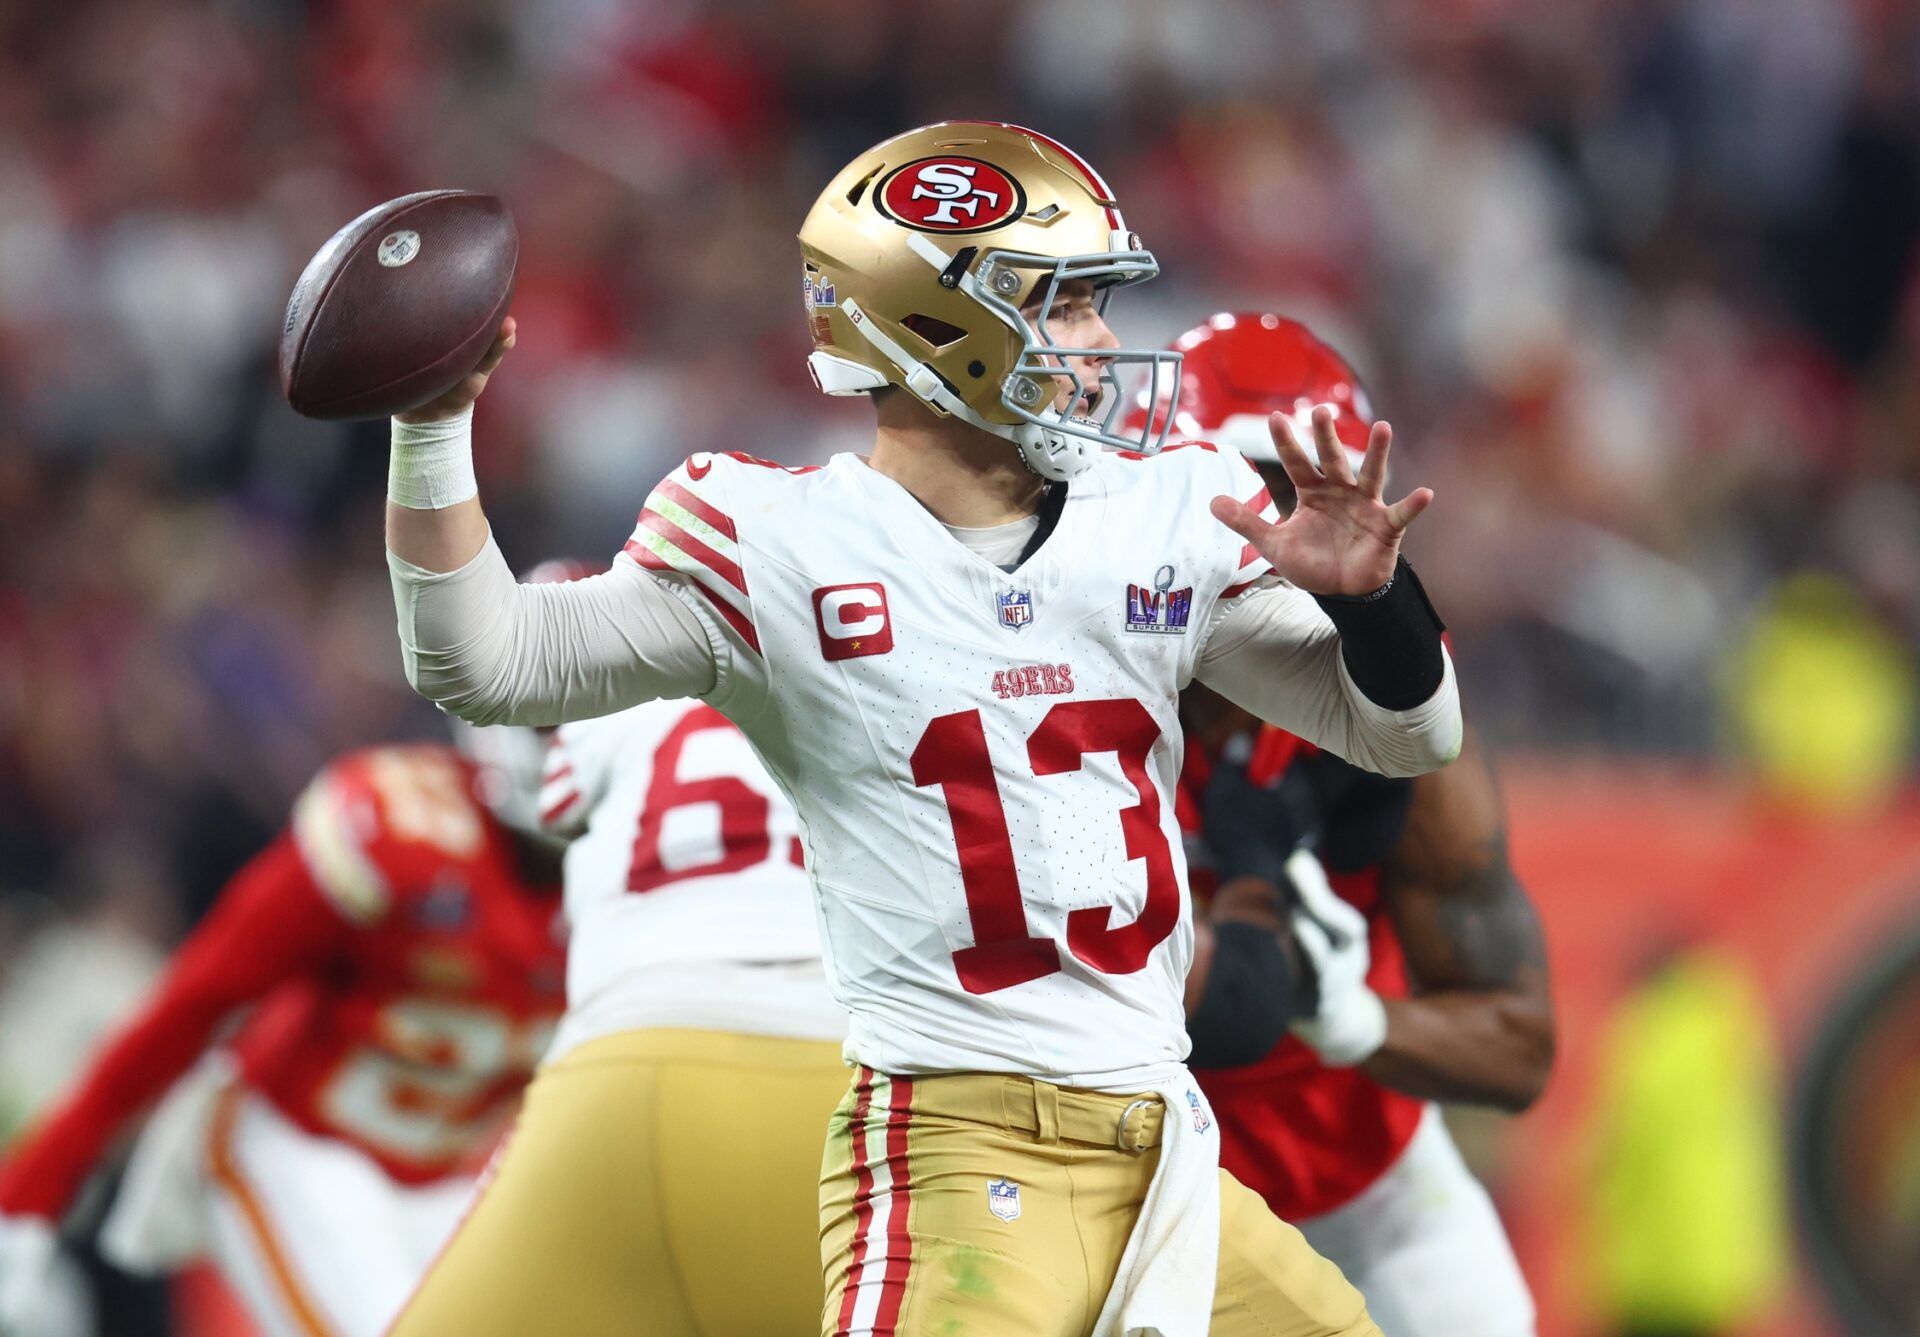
[626, 705, 805, 892]
[911, 698, 1179, 995]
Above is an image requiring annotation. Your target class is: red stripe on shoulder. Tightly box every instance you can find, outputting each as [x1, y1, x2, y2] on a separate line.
[1240, 485, 1272, 513]
[689, 583, 761, 655]
[1113, 440, 1220, 461]
[637, 509, 748, 596]
[655, 478, 737, 542]
[622, 541, 762, 655]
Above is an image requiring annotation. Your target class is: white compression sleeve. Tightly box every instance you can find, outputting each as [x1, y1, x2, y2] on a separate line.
[1196, 581, 1462, 778]
[388, 536, 720, 725]
[389, 409, 479, 510]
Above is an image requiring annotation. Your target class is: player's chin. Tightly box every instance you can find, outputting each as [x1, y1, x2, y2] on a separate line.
[1065, 386, 1104, 423]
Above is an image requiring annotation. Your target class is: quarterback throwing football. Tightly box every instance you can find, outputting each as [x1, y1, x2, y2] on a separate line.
[381, 122, 1462, 1337]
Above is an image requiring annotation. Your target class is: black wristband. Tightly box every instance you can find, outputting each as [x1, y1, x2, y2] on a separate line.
[1186, 921, 1313, 1068]
[1312, 556, 1446, 711]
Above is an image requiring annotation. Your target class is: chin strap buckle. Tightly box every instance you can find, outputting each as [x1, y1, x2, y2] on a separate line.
[905, 364, 944, 401]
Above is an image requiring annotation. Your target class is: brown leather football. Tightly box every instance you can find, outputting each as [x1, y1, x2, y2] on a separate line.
[279, 190, 517, 420]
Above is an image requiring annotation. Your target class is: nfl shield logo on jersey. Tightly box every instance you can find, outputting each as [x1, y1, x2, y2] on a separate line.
[986, 1177, 1022, 1222]
[997, 588, 1033, 631]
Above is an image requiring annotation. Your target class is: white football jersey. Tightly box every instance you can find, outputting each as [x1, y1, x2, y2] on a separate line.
[538, 697, 844, 1060]
[625, 445, 1280, 1089]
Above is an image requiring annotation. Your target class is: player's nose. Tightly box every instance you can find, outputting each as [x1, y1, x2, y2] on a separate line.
[1085, 311, 1121, 359]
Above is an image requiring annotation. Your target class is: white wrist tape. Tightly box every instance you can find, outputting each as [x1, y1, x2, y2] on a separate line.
[389, 408, 478, 510]
[1295, 987, 1388, 1067]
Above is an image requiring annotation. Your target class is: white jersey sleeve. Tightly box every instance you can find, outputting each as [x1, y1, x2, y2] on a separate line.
[620, 455, 777, 718]
[387, 535, 720, 726]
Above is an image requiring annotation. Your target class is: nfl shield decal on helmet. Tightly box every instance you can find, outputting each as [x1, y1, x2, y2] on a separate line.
[987, 1177, 1022, 1222]
[998, 587, 1034, 631]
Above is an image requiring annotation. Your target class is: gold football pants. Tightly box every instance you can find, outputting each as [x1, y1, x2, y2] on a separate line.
[386, 1028, 849, 1336]
[819, 1068, 1381, 1337]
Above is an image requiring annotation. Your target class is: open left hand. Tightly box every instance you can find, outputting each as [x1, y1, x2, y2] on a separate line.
[1210, 406, 1433, 597]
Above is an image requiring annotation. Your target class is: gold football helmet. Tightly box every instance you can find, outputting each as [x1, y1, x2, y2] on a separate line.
[797, 121, 1180, 481]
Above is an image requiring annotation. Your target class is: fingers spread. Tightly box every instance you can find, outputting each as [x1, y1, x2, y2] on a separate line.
[1210, 494, 1270, 543]
[1383, 486, 1434, 532]
[1312, 406, 1357, 485]
[1356, 421, 1392, 496]
[1267, 412, 1325, 492]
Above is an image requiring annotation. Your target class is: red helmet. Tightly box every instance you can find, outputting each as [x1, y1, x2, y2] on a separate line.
[1128, 313, 1375, 468]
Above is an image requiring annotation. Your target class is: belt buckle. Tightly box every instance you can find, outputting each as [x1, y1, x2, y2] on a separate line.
[1116, 1098, 1155, 1153]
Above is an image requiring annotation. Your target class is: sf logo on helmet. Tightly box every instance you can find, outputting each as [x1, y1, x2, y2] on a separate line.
[879, 156, 1025, 233]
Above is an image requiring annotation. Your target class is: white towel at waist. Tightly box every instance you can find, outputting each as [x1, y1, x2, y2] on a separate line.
[1091, 1071, 1221, 1337]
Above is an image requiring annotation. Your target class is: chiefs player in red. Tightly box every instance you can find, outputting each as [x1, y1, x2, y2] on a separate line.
[0, 712, 567, 1337]
[1151, 315, 1554, 1337]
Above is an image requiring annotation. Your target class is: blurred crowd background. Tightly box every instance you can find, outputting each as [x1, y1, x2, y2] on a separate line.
[3, 0, 1920, 1334]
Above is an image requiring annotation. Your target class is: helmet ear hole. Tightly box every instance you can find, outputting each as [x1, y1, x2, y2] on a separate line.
[845, 166, 884, 208]
[902, 313, 967, 350]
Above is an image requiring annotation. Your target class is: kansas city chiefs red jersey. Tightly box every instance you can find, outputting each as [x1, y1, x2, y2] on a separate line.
[1181, 738, 1426, 1221]
[0, 745, 565, 1220]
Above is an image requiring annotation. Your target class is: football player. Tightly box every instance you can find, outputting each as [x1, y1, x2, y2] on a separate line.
[1160, 314, 1552, 1337]
[0, 725, 566, 1337]
[385, 696, 849, 1333]
[380, 122, 1465, 1336]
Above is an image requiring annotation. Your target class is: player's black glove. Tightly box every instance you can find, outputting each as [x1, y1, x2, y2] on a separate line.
[1187, 919, 1314, 1068]
[1199, 737, 1322, 887]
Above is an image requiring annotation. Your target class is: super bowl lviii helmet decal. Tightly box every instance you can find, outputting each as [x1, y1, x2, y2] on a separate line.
[1129, 313, 1377, 472]
[798, 121, 1182, 481]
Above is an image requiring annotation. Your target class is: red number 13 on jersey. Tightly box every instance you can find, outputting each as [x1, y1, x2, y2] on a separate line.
[910, 698, 1180, 994]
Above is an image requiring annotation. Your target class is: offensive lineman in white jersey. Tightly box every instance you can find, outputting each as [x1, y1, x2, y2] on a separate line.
[380, 122, 1462, 1337]
[385, 697, 849, 1333]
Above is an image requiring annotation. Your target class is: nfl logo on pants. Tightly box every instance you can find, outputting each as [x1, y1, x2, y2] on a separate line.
[986, 1177, 1021, 1222]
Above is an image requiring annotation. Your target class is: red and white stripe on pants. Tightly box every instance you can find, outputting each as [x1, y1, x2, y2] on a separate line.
[833, 1067, 915, 1337]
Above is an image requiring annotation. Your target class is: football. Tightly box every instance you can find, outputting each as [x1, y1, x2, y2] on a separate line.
[279, 190, 517, 421]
